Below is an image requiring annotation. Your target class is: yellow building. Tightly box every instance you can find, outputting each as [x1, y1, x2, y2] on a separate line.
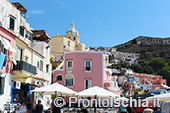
[12, 37, 36, 83]
[50, 23, 85, 58]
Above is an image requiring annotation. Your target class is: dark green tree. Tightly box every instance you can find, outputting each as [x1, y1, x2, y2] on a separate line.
[158, 66, 170, 86]
[130, 64, 143, 73]
[148, 57, 168, 72]
[142, 65, 154, 74]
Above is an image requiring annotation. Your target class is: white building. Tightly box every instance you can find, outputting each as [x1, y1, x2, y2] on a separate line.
[0, 0, 32, 46]
[31, 30, 52, 110]
[112, 51, 139, 65]
[0, 0, 52, 111]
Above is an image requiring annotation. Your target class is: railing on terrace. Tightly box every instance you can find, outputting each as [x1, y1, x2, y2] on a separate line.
[13, 60, 36, 75]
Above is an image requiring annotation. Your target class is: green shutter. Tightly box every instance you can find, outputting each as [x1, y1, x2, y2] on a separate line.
[19, 26, 24, 36]
[9, 17, 15, 30]
[46, 65, 49, 73]
[0, 77, 5, 95]
[40, 60, 43, 71]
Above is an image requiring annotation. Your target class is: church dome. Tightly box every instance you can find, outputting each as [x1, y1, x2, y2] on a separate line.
[66, 23, 80, 36]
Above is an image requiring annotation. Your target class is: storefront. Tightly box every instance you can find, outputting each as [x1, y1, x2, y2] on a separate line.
[11, 81, 35, 110]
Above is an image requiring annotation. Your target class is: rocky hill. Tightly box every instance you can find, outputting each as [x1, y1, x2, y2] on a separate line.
[114, 36, 170, 63]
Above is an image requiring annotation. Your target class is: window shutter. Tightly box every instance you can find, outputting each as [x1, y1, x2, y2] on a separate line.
[66, 79, 67, 86]
[71, 79, 73, 86]
[0, 77, 2, 95]
[0, 77, 5, 95]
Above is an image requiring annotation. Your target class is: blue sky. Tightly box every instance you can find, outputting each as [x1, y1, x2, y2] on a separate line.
[11, 0, 170, 47]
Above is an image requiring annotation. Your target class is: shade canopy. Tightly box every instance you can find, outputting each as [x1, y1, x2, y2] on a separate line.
[0, 36, 16, 53]
[76, 86, 119, 98]
[145, 93, 170, 102]
[30, 83, 76, 96]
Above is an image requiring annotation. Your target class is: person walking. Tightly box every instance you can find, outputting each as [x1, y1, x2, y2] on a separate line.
[51, 102, 61, 113]
[20, 101, 29, 113]
[34, 100, 43, 113]
[119, 104, 127, 113]
[127, 104, 132, 113]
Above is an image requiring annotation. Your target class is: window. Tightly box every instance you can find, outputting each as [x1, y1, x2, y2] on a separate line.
[16, 47, 22, 61]
[56, 75, 63, 81]
[46, 65, 49, 73]
[0, 40, 3, 53]
[25, 31, 32, 40]
[24, 56, 28, 63]
[85, 60, 92, 72]
[40, 60, 43, 71]
[37, 61, 39, 69]
[19, 26, 24, 37]
[73, 37, 76, 40]
[0, 39, 6, 54]
[85, 79, 91, 89]
[65, 74, 74, 86]
[52, 65, 56, 70]
[68, 41, 71, 46]
[67, 60, 73, 72]
[0, 77, 5, 95]
[9, 17, 15, 30]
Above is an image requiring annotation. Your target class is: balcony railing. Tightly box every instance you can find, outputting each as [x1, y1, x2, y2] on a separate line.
[13, 61, 36, 75]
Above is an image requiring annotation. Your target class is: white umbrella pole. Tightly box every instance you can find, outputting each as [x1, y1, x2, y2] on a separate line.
[55, 91, 57, 98]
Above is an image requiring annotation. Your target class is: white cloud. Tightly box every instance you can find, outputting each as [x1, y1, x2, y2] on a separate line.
[30, 9, 46, 14]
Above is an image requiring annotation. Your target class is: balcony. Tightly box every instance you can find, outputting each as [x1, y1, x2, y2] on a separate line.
[13, 61, 36, 75]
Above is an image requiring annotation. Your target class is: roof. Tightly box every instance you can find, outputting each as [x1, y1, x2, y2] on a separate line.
[11, 2, 27, 12]
[32, 83, 44, 87]
[33, 77, 49, 82]
[32, 29, 51, 41]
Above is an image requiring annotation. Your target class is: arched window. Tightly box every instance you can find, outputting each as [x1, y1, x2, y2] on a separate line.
[55, 75, 63, 81]
[65, 74, 74, 86]
[73, 37, 76, 40]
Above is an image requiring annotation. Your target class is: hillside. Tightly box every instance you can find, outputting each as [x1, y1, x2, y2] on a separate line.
[114, 37, 170, 63]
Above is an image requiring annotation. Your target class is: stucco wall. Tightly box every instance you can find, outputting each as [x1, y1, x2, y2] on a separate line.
[53, 52, 103, 92]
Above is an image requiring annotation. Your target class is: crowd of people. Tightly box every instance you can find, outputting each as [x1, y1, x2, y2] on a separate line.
[17, 99, 163, 113]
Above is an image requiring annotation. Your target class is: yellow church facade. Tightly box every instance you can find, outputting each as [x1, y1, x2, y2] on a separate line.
[50, 23, 85, 59]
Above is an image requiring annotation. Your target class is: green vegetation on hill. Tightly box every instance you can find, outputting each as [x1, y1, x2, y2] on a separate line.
[108, 57, 170, 86]
[113, 39, 170, 85]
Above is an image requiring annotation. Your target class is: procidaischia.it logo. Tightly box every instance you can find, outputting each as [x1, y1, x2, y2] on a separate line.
[53, 97, 160, 108]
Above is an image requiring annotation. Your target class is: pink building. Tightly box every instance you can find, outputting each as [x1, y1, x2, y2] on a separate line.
[104, 69, 121, 95]
[136, 73, 167, 90]
[53, 51, 103, 92]
[0, 26, 16, 108]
